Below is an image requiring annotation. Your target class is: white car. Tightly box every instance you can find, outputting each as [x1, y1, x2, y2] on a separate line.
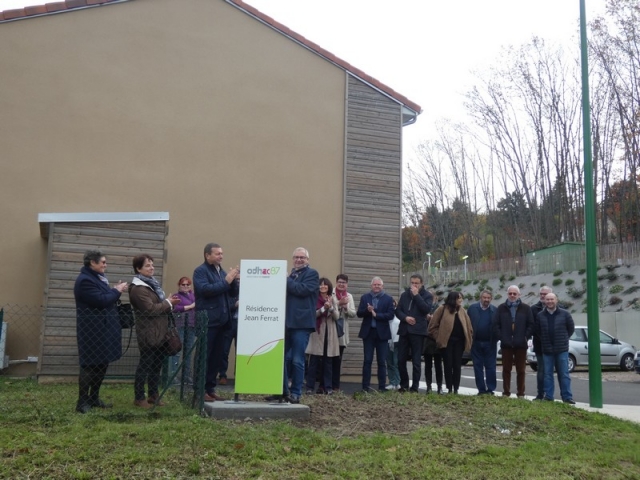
[527, 327, 636, 373]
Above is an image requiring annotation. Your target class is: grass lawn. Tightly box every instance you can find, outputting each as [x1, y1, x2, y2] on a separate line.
[1, 378, 639, 479]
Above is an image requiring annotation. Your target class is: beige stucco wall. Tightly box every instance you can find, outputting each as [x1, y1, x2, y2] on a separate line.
[0, 0, 346, 367]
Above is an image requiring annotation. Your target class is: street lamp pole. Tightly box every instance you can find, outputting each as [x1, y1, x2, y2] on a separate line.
[461, 255, 469, 281]
[422, 252, 432, 283]
[580, 0, 602, 408]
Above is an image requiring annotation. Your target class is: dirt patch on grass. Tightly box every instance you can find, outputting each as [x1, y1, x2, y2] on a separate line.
[292, 392, 454, 436]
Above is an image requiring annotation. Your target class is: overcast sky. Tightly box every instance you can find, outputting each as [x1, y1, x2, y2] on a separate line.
[1, 0, 608, 162]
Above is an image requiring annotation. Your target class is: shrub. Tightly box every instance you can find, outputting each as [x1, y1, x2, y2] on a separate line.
[499, 283, 505, 290]
[623, 274, 635, 281]
[531, 282, 537, 287]
[609, 296, 622, 305]
[609, 284, 624, 294]
[605, 264, 619, 272]
[465, 293, 473, 301]
[463, 279, 472, 286]
[565, 279, 575, 286]
[494, 293, 502, 300]
[474, 292, 480, 301]
[480, 279, 488, 286]
[553, 270, 563, 277]
[598, 272, 618, 282]
[567, 287, 586, 299]
[518, 283, 524, 289]
[623, 285, 640, 295]
[485, 285, 493, 291]
[552, 278, 562, 286]
[559, 300, 573, 309]
[455, 286, 462, 292]
[578, 269, 586, 275]
[509, 275, 516, 281]
[499, 274, 506, 282]
[473, 279, 480, 285]
[540, 282, 547, 287]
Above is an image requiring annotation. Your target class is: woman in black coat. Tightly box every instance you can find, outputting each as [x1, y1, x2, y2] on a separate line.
[73, 250, 128, 413]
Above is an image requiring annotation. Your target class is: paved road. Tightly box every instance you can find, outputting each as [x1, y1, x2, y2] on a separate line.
[456, 365, 640, 406]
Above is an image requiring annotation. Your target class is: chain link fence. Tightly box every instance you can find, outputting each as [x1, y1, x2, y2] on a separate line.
[0, 304, 209, 412]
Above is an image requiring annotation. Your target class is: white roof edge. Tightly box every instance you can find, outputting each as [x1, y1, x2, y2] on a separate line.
[38, 212, 170, 223]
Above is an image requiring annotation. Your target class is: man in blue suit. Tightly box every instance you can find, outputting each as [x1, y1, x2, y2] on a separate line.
[357, 277, 395, 392]
[193, 243, 239, 402]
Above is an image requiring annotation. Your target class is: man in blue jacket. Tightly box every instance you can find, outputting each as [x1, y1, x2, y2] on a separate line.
[536, 292, 575, 404]
[282, 247, 319, 403]
[467, 290, 498, 395]
[193, 243, 239, 402]
[357, 277, 396, 392]
[395, 274, 432, 393]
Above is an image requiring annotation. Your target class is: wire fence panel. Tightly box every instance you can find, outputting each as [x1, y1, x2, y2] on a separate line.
[0, 304, 208, 412]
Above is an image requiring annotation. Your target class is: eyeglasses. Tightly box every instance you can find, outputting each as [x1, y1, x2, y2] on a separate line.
[293, 256, 308, 260]
[180, 284, 191, 287]
[508, 292, 519, 296]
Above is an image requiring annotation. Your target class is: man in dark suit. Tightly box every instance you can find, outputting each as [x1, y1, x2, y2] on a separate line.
[357, 277, 396, 392]
[193, 243, 239, 402]
[395, 274, 433, 393]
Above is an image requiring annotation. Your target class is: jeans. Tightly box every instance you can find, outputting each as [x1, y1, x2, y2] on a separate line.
[134, 346, 165, 401]
[361, 328, 389, 391]
[470, 340, 497, 393]
[501, 347, 527, 396]
[543, 351, 573, 401]
[535, 353, 546, 398]
[398, 334, 424, 391]
[386, 342, 400, 387]
[205, 323, 229, 394]
[283, 328, 311, 399]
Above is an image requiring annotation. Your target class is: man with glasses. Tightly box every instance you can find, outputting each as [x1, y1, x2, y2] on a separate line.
[530, 286, 552, 399]
[278, 247, 319, 404]
[493, 285, 534, 398]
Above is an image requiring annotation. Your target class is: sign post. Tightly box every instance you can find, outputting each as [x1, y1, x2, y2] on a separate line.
[234, 259, 287, 395]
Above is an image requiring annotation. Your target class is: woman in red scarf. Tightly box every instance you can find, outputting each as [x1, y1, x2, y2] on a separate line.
[332, 273, 356, 391]
[305, 278, 339, 394]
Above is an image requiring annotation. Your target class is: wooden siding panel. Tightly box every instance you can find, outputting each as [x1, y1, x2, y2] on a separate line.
[341, 76, 403, 378]
[38, 220, 168, 378]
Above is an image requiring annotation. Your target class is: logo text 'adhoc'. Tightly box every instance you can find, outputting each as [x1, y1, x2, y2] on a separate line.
[246, 266, 280, 275]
